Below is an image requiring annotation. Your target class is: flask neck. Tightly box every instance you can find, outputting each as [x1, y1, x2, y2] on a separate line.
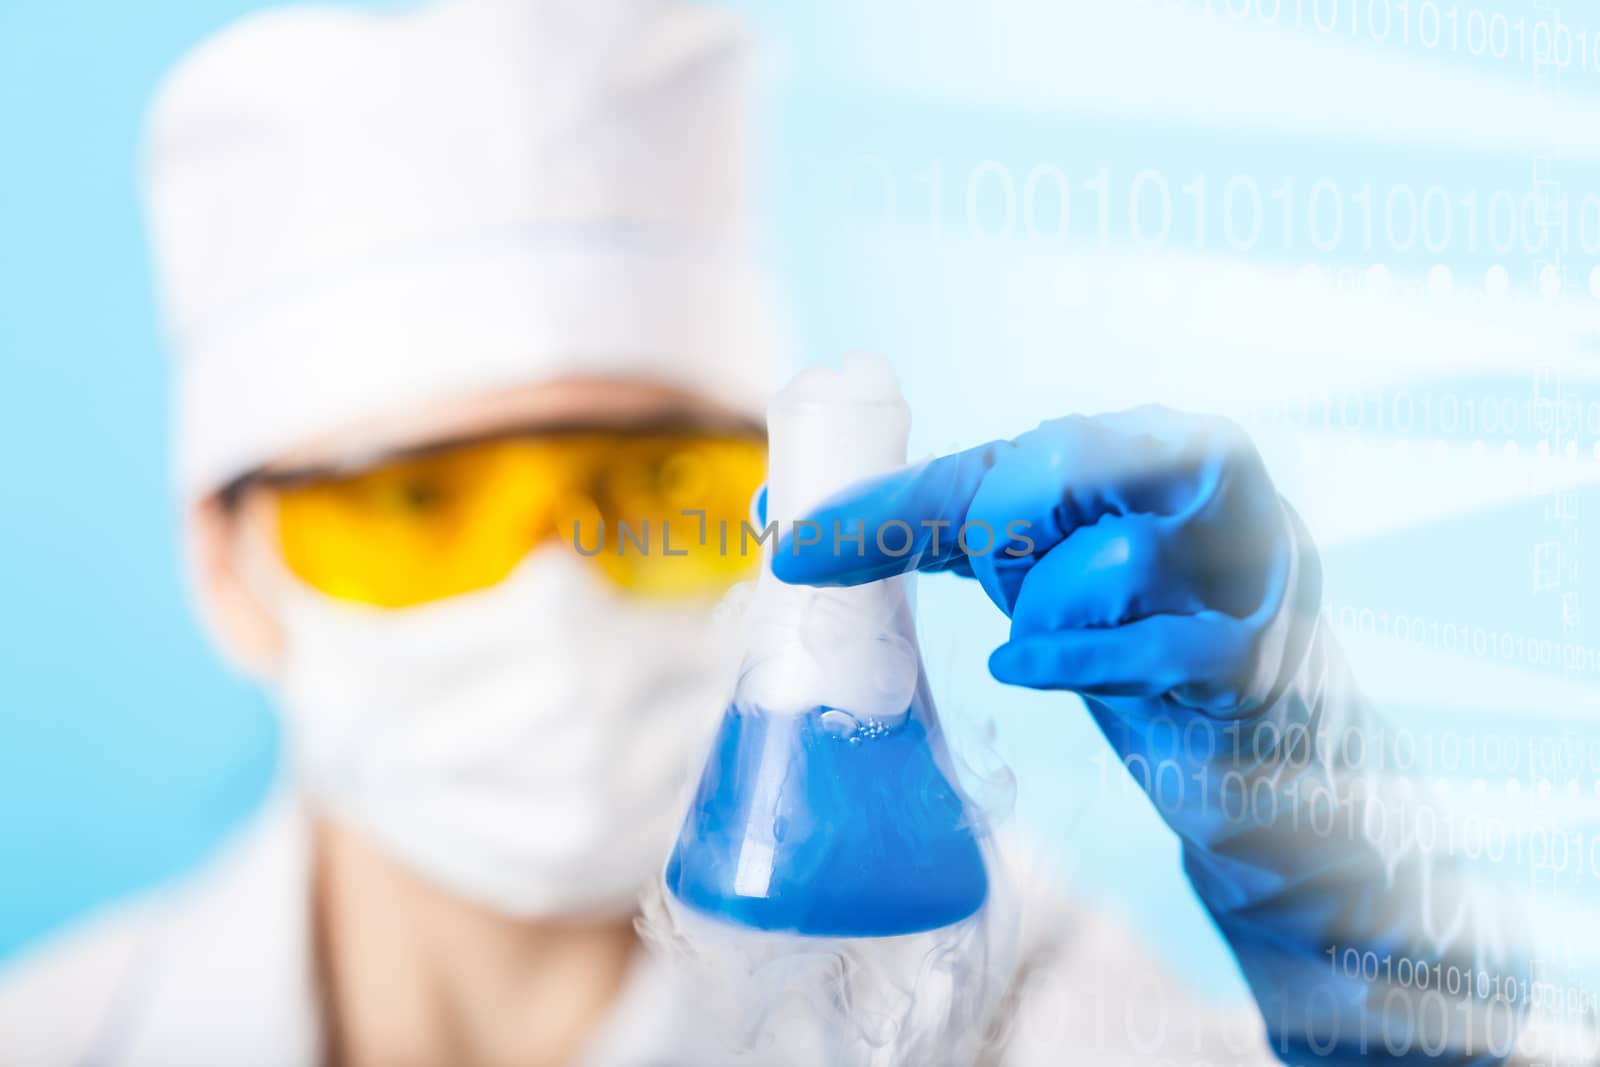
[764, 399, 910, 531]
[740, 362, 922, 720]
[757, 393, 914, 637]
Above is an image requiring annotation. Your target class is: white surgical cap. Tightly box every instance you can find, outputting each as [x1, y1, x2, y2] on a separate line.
[143, 0, 783, 498]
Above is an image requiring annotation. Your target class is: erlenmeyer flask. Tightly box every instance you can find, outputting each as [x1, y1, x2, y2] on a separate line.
[664, 357, 989, 937]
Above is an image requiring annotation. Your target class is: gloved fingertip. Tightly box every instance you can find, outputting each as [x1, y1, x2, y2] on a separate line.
[768, 537, 857, 586]
[987, 642, 1031, 686]
[768, 539, 811, 583]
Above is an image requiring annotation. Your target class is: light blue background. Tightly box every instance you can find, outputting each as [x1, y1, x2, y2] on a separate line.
[1, 0, 290, 960]
[4, 0, 1598, 1005]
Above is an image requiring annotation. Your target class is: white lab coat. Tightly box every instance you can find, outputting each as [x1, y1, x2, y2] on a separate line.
[0, 785, 1276, 1066]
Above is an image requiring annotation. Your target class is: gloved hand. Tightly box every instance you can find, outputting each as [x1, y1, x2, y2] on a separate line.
[773, 406, 1304, 712]
[774, 407, 1529, 1066]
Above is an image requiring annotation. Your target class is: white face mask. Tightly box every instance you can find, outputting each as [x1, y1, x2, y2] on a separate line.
[252, 546, 739, 918]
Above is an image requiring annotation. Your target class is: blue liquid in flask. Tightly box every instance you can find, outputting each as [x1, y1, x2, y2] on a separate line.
[664, 696, 989, 937]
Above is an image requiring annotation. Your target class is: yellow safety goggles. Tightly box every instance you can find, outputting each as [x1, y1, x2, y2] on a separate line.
[225, 419, 767, 608]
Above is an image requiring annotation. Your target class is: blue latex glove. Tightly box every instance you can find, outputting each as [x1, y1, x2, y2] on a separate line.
[774, 407, 1529, 1066]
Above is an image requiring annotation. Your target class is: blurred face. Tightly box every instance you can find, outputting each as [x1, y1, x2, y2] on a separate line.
[190, 376, 768, 917]
[197, 377, 764, 670]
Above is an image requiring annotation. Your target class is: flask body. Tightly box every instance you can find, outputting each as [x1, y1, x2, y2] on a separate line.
[664, 674, 988, 936]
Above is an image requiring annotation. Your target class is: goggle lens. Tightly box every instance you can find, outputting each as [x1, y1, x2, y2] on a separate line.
[269, 431, 765, 608]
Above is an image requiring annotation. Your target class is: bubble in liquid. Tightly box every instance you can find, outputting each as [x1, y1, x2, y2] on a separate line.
[820, 708, 859, 738]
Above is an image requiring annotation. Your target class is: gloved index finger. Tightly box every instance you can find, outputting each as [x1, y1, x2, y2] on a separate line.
[770, 438, 1014, 587]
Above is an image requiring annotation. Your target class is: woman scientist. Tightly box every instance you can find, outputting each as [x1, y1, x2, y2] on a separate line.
[0, 1, 1540, 1065]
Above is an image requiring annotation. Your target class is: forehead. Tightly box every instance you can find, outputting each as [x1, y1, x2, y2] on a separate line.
[260, 376, 751, 474]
